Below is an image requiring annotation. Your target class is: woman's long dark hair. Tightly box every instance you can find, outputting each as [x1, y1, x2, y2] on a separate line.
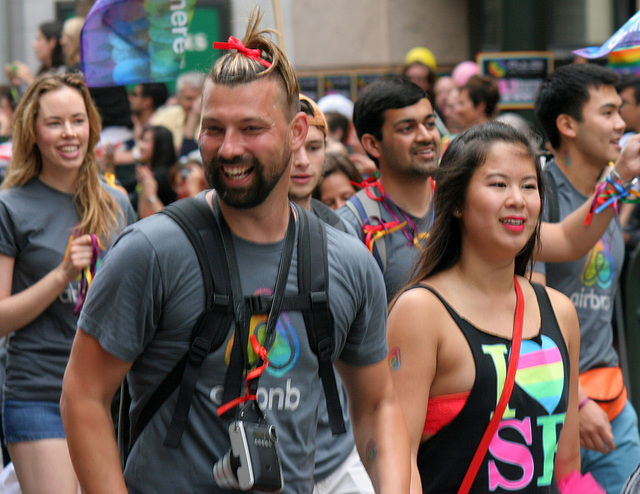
[406, 121, 544, 287]
[38, 21, 64, 74]
[146, 125, 177, 170]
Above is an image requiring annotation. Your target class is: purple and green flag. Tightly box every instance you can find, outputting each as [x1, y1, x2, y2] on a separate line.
[573, 10, 640, 75]
[81, 0, 196, 87]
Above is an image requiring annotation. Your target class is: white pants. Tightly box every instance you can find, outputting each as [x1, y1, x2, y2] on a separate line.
[0, 463, 21, 494]
[313, 447, 375, 494]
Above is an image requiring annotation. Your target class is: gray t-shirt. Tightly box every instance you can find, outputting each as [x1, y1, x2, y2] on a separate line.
[78, 194, 388, 493]
[0, 178, 135, 402]
[308, 201, 355, 481]
[337, 188, 432, 301]
[534, 161, 621, 372]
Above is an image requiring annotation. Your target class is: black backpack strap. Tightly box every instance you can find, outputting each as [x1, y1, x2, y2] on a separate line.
[126, 197, 234, 454]
[296, 206, 346, 435]
[162, 198, 235, 448]
[123, 198, 346, 463]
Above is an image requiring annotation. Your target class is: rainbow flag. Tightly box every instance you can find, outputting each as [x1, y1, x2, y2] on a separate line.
[487, 60, 507, 78]
[81, 0, 196, 87]
[608, 45, 640, 74]
[574, 10, 640, 59]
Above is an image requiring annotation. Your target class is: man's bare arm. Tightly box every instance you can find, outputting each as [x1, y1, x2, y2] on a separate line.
[336, 359, 411, 493]
[60, 329, 132, 494]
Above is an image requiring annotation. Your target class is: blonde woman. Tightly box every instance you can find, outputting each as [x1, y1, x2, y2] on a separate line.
[60, 17, 85, 70]
[0, 73, 134, 494]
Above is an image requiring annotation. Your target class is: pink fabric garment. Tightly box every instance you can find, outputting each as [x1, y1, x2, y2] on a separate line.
[558, 471, 606, 493]
[422, 391, 470, 436]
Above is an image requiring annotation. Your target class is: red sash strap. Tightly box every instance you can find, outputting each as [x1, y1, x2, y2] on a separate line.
[457, 277, 524, 494]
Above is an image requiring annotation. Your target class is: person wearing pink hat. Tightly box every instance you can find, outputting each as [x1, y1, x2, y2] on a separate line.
[452, 60, 480, 87]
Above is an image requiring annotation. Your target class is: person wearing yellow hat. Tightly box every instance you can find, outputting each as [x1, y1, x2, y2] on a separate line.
[405, 46, 437, 71]
[402, 46, 437, 100]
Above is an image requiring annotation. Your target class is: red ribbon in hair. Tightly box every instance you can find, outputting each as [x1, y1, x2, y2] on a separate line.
[213, 36, 272, 68]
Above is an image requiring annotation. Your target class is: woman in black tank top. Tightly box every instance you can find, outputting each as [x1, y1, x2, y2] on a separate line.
[388, 122, 581, 493]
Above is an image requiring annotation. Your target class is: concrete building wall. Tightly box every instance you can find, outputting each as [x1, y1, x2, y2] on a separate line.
[0, 1, 11, 72]
[289, 0, 469, 71]
[0, 0, 57, 82]
[386, 0, 469, 69]
[5, 0, 56, 69]
[230, 0, 469, 72]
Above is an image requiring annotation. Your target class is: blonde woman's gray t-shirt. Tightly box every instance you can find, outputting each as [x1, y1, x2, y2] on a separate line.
[0, 178, 134, 402]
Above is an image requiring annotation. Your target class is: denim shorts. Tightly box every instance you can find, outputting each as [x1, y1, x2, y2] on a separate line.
[2, 400, 66, 443]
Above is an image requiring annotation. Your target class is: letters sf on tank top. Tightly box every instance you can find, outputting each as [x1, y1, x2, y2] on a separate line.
[416, 283, 570, 493]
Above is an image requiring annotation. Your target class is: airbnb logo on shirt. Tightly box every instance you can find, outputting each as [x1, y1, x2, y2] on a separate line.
[209, 380, 301, 412]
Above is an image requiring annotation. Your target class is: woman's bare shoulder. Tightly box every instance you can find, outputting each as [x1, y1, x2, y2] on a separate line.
[530, 281, 580, 343]
[389, 278, 455, 343]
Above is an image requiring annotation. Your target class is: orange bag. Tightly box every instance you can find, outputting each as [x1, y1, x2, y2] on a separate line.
[579, 366, 627, 422]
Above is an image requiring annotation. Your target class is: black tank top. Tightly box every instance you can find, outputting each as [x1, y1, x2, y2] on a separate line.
[414, 282, 570, 493]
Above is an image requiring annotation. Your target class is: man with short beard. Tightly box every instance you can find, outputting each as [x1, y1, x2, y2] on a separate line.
[339, 75, 638, 305]
[60, 7, 409, 494]
[338, 77, 440, 301]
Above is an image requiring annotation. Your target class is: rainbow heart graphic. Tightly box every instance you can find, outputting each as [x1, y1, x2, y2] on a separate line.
[514, 336, 564, 414]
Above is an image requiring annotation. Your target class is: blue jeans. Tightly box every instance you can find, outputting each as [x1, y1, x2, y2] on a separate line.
[581, 401, 640, 494]
[2, 400, 66, 443]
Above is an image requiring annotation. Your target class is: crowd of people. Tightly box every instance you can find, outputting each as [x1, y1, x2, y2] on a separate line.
[3, 5, 640, 494]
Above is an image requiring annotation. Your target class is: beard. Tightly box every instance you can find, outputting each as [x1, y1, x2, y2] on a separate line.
[410, 159, 438, 178]
[205, 152, 291, 209]
[407, 142, 440, 178]
[399, 156, 439, 180]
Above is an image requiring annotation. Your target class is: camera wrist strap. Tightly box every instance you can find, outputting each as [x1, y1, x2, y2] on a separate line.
[216, 200, 296, 416]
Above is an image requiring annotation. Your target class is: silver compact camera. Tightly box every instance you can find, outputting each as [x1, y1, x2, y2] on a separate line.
[213, 418, 284, 492]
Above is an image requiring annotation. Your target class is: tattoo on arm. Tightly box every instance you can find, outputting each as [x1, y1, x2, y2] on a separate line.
[365, 439, 377, 464]
[389, 346, 401, 371]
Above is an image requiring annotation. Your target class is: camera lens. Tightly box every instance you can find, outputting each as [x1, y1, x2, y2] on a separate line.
[213, 450, 240, 489]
